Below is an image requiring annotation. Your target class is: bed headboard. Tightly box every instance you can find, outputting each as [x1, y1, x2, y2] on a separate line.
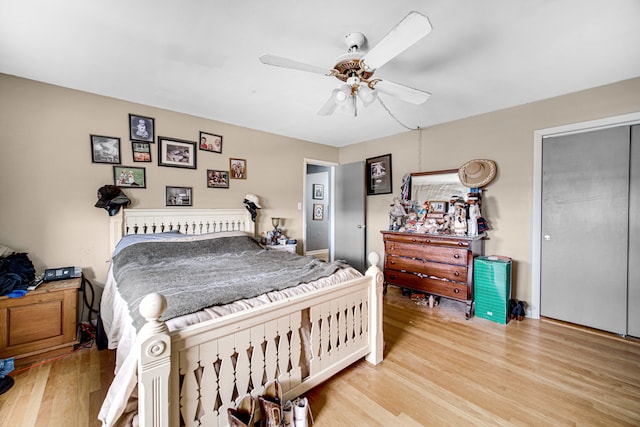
[109, 208, 256, 254]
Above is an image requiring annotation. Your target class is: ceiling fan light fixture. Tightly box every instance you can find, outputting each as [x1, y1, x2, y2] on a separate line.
[334, 85, 351, 104]
[357, 85, 377, 106]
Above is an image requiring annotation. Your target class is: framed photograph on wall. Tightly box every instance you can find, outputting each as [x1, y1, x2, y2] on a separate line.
[230, 158, 246, 179]
[129, 114, 155, 143]
[366, 153, 392, 195]
[113, 165, 146, 188]
[313, 184, 324, 200]
[207, 169, 229, 188]
[91, 135, 121, 164]
[199, 131, 223, 153]
[132, 142, 151, 162]
[313, 203, 324, 221]
[166, 186, 192, 206]
[158, 136, 197, 169]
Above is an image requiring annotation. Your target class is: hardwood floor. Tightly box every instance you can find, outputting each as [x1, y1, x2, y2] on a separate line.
[0, 342, 114, 427]
[1, 285, 639, 426]
[306, 287, 640, 426]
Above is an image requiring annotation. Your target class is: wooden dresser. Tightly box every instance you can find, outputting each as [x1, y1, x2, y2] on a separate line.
[0, 278, 80, 366]
[381, 231, 485, 318]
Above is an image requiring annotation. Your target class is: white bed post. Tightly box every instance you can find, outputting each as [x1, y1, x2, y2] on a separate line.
[138, 293, 171, 427]
[109, 209, 125, 255]
[364, 252, 384, 365]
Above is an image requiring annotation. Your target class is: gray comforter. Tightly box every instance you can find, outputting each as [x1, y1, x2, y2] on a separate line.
[112, 235, 349, 331]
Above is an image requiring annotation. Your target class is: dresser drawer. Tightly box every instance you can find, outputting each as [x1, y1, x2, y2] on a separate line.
[385, 270, 423, 289]
[383, 233, 472, 248]
[385, 241, 468, 266]
[384, 270, 469, 301]
[421, 276, 469, 301]
[385, 255, 468, 282]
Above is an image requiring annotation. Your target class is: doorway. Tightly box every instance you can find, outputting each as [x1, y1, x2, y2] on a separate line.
[303, 159, 367, 272]
[305, 162, 332, 261]
[531, 112, 640, 335]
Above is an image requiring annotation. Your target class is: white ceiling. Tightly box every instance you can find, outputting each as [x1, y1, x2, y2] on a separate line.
[2, 0, 639, 147]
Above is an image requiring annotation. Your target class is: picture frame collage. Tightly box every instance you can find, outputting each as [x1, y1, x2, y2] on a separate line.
[90, 113, 247, 205]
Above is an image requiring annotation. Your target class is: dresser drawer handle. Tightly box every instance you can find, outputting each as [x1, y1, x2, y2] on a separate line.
[454, 271, 460, 276]
[453, 254, 460, 259]
[454, 288, 460, 294]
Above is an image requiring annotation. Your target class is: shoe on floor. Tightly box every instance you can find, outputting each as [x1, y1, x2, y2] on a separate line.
[0, 376, 14, 395]
[259, 380, 282, 427]
[227, 394, 256, 427]
[293, 397, 314, 427]
[282, 400, 293, 427]
[516, 301, 526, 321]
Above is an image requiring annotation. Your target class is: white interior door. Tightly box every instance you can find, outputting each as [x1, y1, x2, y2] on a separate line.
[333, 161, 366, 273]
[541, 126, 630, 334]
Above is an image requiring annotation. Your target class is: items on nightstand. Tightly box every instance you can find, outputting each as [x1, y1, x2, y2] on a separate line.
[0, 251, 36, 298]
[270, 217, 282, 244]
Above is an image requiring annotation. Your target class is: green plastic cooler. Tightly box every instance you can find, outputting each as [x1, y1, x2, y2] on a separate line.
[474, 256, 512, 324]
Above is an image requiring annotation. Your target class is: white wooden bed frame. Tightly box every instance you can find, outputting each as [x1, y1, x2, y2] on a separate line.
[108, 208, 384, 427]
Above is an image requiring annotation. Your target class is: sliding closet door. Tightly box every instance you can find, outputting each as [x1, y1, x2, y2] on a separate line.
[628, 125, 640, 338]
[540, 126, 630, 334]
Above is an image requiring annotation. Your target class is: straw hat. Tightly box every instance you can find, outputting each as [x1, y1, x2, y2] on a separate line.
[458, 159, 497, 188]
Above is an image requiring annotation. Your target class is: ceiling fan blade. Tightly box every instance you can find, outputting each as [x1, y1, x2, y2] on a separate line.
[259, 54, 332, 75]
[362, 11, 432, 71]
[318, 90, 339, 115]
[373, 79, 431, 104]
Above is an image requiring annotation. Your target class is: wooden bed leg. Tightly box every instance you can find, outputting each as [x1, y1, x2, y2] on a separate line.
[364, 252, 384, 365]
[138, 293, 171, 427]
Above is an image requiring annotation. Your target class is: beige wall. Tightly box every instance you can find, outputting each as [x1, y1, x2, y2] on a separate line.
[2, 73, 640, 312]
[341, 77, 640, 309]
[0, 74, 338, 284]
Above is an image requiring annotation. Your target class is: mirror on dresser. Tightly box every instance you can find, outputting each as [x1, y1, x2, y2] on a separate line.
[409, 169, 468, 207]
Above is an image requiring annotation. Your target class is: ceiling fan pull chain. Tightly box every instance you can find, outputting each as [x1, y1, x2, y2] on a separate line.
[376, 96, 416, 131]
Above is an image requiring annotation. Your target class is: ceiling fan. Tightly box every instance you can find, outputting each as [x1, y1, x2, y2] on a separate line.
[259, 11, 432, 116]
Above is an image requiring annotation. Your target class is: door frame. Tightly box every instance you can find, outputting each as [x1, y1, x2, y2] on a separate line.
[531, 112, 640, 319]
[303, 158, 337, 258]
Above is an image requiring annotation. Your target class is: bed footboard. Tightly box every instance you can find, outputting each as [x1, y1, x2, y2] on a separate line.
[136, 253, 384, 427]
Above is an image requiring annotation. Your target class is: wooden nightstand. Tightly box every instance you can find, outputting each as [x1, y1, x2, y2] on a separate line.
[0, 277, 80, 366]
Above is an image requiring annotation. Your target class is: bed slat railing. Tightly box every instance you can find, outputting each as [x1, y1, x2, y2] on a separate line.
[109, 208, 256, 255]
[136, 253, 384, 427]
